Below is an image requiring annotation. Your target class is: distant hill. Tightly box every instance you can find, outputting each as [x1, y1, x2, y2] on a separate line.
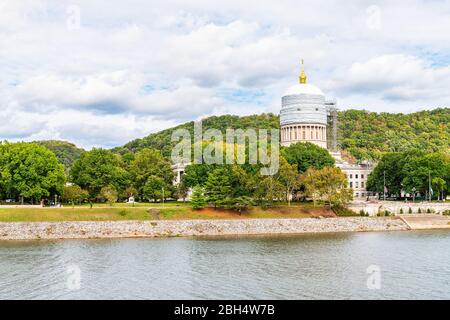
[113, 108, 450, 161]
[112, 113, 280, 157]
[35, 140, 85, 171]
[339, 108, 450, 160]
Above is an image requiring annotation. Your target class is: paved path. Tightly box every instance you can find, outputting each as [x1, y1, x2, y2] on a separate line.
[399, 214, 450, 230]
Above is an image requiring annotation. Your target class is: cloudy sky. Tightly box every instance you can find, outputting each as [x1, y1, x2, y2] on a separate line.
[1, 0, 450, 149]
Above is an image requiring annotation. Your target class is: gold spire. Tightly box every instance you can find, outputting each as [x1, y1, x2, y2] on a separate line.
[299, 59, 307, 84]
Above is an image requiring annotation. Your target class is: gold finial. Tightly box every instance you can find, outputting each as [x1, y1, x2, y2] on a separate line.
[299, 59, 307, 84]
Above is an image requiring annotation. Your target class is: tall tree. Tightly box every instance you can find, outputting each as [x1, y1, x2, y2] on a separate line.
[278, 156, 301, 205]
[204, 167, 232, 208]
[190, 185, 206, 209]
[62, 184, 88, 207]
[143, 175, 167, 202]
[99, 185, 119, 206]
[0, 142, 66, 202]
[70, 148, 129, 198]
[129, 148, 174, 197]
[366, 152, 406, 197]
[303, 167, 353, 207]
[282, 142, 335, 173]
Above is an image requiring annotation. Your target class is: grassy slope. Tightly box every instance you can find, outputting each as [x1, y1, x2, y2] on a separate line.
[0, 205, 331, 222]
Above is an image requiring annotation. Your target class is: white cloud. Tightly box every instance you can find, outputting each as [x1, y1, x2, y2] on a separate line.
[1, 0, 449, 148]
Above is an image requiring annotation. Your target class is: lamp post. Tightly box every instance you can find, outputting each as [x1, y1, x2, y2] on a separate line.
[412, 187, 416, 203]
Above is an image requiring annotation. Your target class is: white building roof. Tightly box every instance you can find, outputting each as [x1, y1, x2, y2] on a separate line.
[284, 83, 324, 96]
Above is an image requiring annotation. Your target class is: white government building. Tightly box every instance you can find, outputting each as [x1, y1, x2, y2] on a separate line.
[280, 61, 373, 199]
[173, 62, 374, 200]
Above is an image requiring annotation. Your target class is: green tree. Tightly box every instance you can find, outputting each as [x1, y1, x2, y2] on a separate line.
[303, 167, 353, 207]
[402, 152, 450, 199]
[254, 175, 284, 207]
[204, 167, 232, 208]
[143, 175, 167, 202]
[282, 142, 335, 173]
[122, 186, 138, 201]
[0, 142, 66, 202]
[62, 184, 88, 207]
[278, 156, 301, 205]
[129, 148, 174, 198]
[181, 164, 216, 188]
[70, 148, 129, 199]
[228, 196, 254, 213]
[175, 182, 189, 202]
[99, 185, 118, 206]
[366, 152, 406, 197]
[432, 177, 447, 201]
[190, 185, 206, 209]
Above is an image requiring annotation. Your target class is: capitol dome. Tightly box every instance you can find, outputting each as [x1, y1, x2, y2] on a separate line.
[280, 61, 328, 148]
[284, 83, 324, 96]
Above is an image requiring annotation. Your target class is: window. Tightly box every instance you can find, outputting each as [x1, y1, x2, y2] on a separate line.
[361, 193, 365, 197]
[355, 193, 359, 197]
[350, 174, 353, 179]
[350, 182, 353, 188]
[361, 174, 365, 179]
[355, 174, 359, 179]
[355, 182, 359, 188]
[315, 108, 319, 111]
[361, 181, 365, 188]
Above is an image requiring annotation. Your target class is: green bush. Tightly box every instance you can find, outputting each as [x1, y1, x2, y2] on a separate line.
[408, 207, 413, 214]
[399, 208, 404, 214]
[332, 206, 358, 216]
[418, 208, 422, 214]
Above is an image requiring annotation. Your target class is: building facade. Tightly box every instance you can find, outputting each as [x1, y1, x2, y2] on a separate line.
[280, 62, 373, 200]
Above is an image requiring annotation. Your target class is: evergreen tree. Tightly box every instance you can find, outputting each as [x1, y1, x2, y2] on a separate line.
[204, 167, 232, 208]
[190, 185, 206, 210]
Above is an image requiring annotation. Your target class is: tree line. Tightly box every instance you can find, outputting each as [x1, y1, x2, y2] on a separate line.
[0, 140, 354, 209]
[367, 150, 450, 200]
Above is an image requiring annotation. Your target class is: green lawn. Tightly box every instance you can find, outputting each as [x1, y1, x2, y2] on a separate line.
[74, 201, 189, 208]
[0, 204, 328, 222]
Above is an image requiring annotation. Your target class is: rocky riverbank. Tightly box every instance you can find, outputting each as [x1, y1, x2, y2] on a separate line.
[0, 217, 409, 240]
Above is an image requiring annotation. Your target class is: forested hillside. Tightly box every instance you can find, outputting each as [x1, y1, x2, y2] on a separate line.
[35, 140, 85, 171]
[113, 108, 450, 161]
[338, 108, 450, 161]
[112, 113, 280, 157]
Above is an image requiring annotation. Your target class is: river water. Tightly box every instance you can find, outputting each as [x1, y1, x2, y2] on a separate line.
[1, 230, 450, 299]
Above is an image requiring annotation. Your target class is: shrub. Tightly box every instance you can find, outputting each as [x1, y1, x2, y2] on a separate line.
[332, 205, 358, 216]
[418, 208, 422, 214]
[399, 208, 404, 214]
[408, 207, 413, 214]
